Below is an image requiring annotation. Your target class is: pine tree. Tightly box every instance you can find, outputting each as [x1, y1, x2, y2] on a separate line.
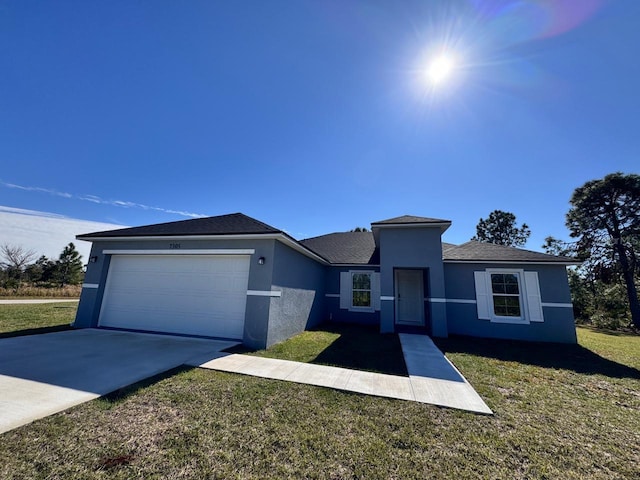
[55, 243, 84, 287]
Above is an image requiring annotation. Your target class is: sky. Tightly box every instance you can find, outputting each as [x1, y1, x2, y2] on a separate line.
[1, 0, 639, 258]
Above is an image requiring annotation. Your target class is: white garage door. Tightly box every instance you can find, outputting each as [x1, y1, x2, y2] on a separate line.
[98, 254, 250, 339]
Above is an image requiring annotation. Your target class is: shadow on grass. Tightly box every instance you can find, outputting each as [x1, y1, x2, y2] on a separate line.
[578, 325, 639, 338]
[227, 322, 408, 376]
[0, 324, 72, 339]
[434, 335, 640, 380]
[100, 366, 194, 405]
[311, 323, 407, 376]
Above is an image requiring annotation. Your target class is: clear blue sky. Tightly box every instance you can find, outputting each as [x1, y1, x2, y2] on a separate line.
[1, 0, 638, 249]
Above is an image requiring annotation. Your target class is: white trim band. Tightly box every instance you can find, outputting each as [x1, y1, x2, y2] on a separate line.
[424, 298, 477, 304]
[325, 293, 340, 298]
[541, 302, 574, 308]
[381, 296, 395, 301]
[247, 290, 282, 297]
[446, 298, 477, 304]
[103, 249, 255, 255]
[82, 283, 99, 289]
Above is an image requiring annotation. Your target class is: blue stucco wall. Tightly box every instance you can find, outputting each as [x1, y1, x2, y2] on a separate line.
[324, 266, 381, 326]
[267, 241, 326, 347]
[443, 262, 577, 343]
[377, 226, 448, 336]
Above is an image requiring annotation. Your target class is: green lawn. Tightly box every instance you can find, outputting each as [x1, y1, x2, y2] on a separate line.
[0, 303, 77, 338]
[0, 321, 638, 479]
[247, 323, 408, 376]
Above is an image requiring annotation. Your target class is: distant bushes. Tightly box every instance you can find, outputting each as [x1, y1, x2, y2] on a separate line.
[0, 285, 82, 298]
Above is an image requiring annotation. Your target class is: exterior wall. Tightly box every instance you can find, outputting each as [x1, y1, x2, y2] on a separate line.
[267, 241, 326, 347]
[325, 266, 381, 326]
[73, 237, 277, 349]
[377, 227, 448, 336]
[444, 262, 577, 343]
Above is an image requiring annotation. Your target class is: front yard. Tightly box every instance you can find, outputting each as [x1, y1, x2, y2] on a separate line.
[0, 306, 638, 479]
[0, 302, 76, 338]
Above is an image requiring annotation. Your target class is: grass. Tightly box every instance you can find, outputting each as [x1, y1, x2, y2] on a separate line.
[248, 323, 408, 376]
[0, 320, 638, 479]
[0, 284, 82, 298]
[0, 303, 77, 338]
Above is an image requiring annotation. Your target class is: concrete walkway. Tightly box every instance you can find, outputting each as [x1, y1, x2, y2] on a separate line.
[190, 333, 493, 414]
[0, 299, 79, 304]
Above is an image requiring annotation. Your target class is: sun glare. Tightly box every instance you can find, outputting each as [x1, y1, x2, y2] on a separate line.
[427, 54, 456, 86]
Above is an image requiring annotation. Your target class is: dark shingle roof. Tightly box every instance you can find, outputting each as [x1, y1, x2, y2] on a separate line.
[77, 213, 281, 239]
[441, 242, 457, 252]
[300, 232, 379, 265]
[372, 215, 451, 225]
[442, 241, 578, 264]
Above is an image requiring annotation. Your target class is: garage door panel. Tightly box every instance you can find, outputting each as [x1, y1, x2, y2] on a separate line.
[99, 255, 249, 339]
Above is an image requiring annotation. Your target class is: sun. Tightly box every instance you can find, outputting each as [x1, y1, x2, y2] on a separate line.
[426, 54, 456, 86]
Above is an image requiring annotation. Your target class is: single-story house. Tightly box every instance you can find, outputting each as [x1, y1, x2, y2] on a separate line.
[74, 213, 579, 349]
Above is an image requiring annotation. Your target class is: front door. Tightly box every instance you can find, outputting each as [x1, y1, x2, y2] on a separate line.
[395, 269, 425, 326]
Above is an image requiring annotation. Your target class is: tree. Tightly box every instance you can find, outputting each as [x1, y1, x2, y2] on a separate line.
[0, 244, 37, 286]
[472, 210, 531, 247]
[54, 243, 84, 287]
[25, 255, 57, 284]
[566, 172, 640, 329]
[0, 244, 37, 271]
[350, 227, 369, 232]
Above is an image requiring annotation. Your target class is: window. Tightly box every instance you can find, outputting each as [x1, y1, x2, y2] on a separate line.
[352, 273, 371, 308]
[474, 269, 544, 324]
[490, 273, 521, 317]
[339, 270, 380, 312]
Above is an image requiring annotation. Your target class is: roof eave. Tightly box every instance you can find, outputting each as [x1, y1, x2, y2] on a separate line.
[443, 259, 582, 266]
[76, 232, 330, 265]
[371, 222, 452, 233]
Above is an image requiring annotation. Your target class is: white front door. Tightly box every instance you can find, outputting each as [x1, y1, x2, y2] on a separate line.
[395, 269, 425, 326]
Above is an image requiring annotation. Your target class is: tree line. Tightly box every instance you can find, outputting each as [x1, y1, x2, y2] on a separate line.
[472, 172, 639, 331]
[0, 242, 84, 289]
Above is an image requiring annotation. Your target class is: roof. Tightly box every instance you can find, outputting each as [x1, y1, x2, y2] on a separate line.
[77, 213, 282, 239]
[77, 212, 576, 265]
[300, 232, 379, 265]
[371, 215, 451, 226]
[442, 241, 578, 264]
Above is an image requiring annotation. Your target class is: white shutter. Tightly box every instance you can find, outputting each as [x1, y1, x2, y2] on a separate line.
[524, 271, 544, 322]
[340, 272, 351, 310]
[474, 271, 491, 320]
[371, 272, 381, 311]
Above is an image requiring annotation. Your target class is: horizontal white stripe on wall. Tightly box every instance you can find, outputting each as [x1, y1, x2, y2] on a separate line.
[424, 298, 477, 304]
[247, 290, 282, 297]
[82, 283, 99, 289]
[381, 296, 395, 301]
[325, 293, 340, 298]
[541, 302, 573, 308]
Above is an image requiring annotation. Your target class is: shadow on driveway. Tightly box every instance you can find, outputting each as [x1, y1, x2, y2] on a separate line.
[0, 329, 237, 434]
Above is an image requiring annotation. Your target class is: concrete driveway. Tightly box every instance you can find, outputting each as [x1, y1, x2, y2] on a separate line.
[0, 329, 238, 434]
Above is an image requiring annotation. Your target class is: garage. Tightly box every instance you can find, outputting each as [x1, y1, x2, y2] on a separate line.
[98, 253, 251, 339]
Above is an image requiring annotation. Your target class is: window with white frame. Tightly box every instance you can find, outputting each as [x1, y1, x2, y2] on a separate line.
[474, 269, 544, 324]
[489, 272, 522, 318]
[339, 270, 380, 312]
[351, 272, 372, 308]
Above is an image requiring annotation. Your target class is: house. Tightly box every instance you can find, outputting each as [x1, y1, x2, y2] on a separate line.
[74, 213, 579, 349]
